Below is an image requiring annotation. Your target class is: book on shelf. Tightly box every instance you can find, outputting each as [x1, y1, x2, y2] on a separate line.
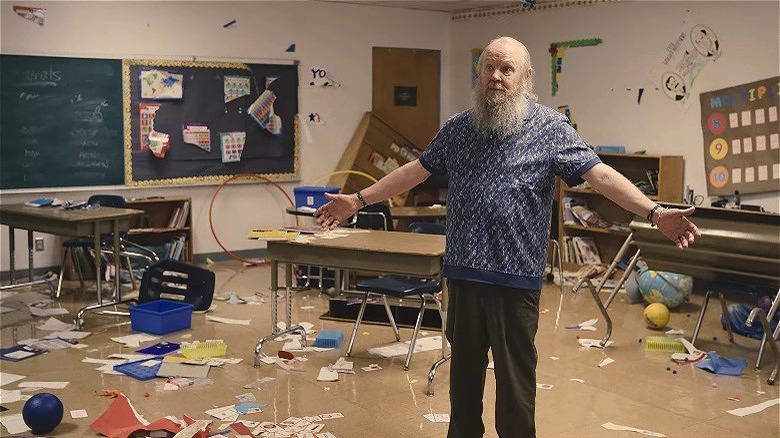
[573, 236, 601, 264]
[176, 200, 190, 228]
[167, 207, 181, 228]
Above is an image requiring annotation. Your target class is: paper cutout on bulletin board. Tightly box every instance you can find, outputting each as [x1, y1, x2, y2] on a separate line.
[182, 124, 211, 152]
[13, 5, 45, 25]
[650, 18, 722, 111]
[224, 75, 250, 103]
[248, 90, 282, 136]
[265, 76, 279, 89]
[139, 103, 161, 152]
[699, 76, 779, 196]
[549, 38, 602, 96]
[220, 131, 246, 163]
[286, 44, 296, 53]
[148, 131, 170, 158]
[307, 113, 323, 124]
[141, 69, 183, 99]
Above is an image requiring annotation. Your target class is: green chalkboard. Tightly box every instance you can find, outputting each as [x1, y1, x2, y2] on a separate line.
[1, 55, 124, 189]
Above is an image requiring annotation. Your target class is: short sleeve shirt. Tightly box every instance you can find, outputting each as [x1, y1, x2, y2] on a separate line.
[419, 100, 600, 290]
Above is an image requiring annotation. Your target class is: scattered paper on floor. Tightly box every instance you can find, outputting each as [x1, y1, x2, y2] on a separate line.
[727, 398, 780, 417]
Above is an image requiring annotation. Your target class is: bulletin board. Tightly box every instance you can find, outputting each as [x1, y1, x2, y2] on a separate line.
[699, 76, 780, 196]
[124, 59, 299, 186]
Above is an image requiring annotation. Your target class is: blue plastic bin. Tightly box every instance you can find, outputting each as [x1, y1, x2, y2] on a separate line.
[129, 300, 193, 335]
[294, 186, 340, 209]
[314, 329, 344, 349]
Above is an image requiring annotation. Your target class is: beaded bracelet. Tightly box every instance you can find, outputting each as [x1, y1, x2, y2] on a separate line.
[647, 204, 662, 227]
[355, 191, 367, 208]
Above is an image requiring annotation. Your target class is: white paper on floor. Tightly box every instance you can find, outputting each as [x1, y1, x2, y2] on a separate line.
[206, 315, 251, 325]
[70, 409, 88, 419]
[367, 336, 447, 358]
[601, 422, 666, 437]
[36, 317, 76, 331]
[578, 338, 614, 348]
[597, 358, 615, 368]
[0, 413, 29, 434]
[422, 413, 450, 423]
[317, 367, 339, 382]
[0, 389, 22, 404]
[727, 398, 780, 417]
[0, 372, 26, 387]
[110, 333, 160, 348]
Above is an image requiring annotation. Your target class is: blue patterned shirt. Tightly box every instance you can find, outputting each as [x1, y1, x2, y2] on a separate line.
[419, 100, 600, 290]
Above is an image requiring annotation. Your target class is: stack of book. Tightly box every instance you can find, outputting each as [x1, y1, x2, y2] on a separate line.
[562, 236, 602, 265]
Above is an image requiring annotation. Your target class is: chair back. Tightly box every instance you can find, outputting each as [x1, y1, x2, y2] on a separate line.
[407, 222, 445, 235]
[138, 259, 215, 311]
[356, 203, 394, 231]
[88, 194, 126, 208]
[550, 199, 559, 240]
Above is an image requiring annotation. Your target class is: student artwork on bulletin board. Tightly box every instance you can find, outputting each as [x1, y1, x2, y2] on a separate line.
[123, 59, 299, 186]
[699, 77, 779, 196]
[650, 18, 722, 111]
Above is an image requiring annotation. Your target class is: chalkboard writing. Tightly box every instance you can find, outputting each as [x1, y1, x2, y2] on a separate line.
[1, 55, 124, 189]
[125, 59, 299, 186]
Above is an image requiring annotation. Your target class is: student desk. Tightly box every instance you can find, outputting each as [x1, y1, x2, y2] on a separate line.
[0, 203, 143, 328]
[253, 229, 450, 395]
[389, 205, 447, 220]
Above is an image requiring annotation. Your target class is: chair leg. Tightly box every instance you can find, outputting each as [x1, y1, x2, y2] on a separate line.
[692, 290, 714, 344]
[381, 295, 401, 341]
[404, 295, 427, 370]
[550, 239, 564, 294]
[346, 292, 370, 357]
[719, 292, 735, 343]
[124, 255, 137, 290]
[56, 249, 69, 299]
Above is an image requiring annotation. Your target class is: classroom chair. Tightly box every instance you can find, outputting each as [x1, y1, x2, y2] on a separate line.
[56, 194, 158, 299]
[137, 259, 215, 311]
[547, 199, 564, 293]
[345, 221, 445, 370]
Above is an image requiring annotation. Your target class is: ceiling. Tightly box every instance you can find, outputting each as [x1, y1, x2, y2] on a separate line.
[311, 0, 526, 13]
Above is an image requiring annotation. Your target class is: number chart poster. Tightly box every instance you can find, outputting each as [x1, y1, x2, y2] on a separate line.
[700, 77, 779, 196]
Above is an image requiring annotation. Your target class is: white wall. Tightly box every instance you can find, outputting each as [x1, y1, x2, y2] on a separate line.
[2, 1, 779, 272]
[448, 0, 780, 211]
[0, 1, 451, 271]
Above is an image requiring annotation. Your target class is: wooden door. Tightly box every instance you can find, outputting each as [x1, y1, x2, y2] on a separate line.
[372, 47, 440, 149]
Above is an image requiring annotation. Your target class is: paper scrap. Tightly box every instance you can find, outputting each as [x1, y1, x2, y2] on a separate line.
[602, 422, 666, 437]
[70, 409, 88, 419]
[111, 333, 160, 348]
[565, 318, 598, 331]
[727, 398, 780, 417]
[36, 317, 76, 331]
[367, 336, 447, 358]
[597, 358, 615, 368]
[422, 413, 450, 423]
[18, 381, 69, 389]
[0, 413, 29, 434]
[317, 367, 339, 382]
[0, 389, 22, 404]
[0, 372, 26, 387]
[578, 338, 614, 348]
[13, 5, 45, 26]
[148, 130, 170, 158]
[206, 315, 251, 325]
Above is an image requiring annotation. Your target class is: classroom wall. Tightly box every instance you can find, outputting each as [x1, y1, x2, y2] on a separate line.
[447, 0, 780, 211]
[0, 1, 452, 271]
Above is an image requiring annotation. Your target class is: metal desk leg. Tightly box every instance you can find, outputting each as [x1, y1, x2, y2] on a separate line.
[427, 281, 450, 396]
[9, 226, 16, 285]
[747, 308, 779, 385]
[755, 291, 780, 369]
[27, 230, 33, 285]
[254, 261, 307, 367]
[692, 290, 715, 344]
[1, 227, 55, 294]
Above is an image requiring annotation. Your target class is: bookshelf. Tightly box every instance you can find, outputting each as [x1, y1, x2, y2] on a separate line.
[125, 197, 192, 262]
[557, 153, 683, 267]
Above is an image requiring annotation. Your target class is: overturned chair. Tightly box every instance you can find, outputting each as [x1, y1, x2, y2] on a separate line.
[138, 259, 216, 311]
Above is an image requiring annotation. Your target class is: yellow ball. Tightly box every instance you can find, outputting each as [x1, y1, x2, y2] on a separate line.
[643, 303, 670, 329]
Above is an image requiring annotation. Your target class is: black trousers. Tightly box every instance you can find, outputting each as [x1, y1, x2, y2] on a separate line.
[446, 279, 541, 438]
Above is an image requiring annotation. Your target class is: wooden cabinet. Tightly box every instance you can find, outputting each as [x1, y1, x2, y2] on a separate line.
[125, 197, 192, 262]
[557, 153, 683, 266]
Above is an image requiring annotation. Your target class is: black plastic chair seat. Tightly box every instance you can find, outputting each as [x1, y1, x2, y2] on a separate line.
[356, 275, 440, 297]
[62, 236, 114, 248]
[138, 259, 215, 311]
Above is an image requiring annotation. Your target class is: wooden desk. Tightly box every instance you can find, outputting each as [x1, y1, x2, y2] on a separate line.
[390, 205, 446, 220]
[0, 204, 143, 328]
[253, 229, 450, 394]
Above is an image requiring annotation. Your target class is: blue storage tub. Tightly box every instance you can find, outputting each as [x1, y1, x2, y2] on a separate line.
[294, 186, 340, 209]
[314, 329, 344, 349]
[129, 300, 193, 335]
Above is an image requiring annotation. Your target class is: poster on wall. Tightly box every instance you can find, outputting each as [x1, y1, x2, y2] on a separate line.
[699, 77, 779, 196]
[650, 19, 722, 111]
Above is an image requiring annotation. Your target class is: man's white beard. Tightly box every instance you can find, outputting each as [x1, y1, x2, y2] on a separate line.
[471, 87, 530, 138]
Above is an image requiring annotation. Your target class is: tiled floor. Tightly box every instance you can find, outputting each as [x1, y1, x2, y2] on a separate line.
[1, 261, 778, 437]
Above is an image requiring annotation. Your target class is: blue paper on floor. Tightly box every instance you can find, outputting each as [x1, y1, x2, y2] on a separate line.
[696, 351, 748, 376]
[136, 342, 180, 355]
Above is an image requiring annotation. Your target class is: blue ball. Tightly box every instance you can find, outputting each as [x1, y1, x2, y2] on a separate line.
[22, 392, 63, 434]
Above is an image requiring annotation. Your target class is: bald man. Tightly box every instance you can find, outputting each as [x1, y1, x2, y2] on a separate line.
[315, 37, 700, 437]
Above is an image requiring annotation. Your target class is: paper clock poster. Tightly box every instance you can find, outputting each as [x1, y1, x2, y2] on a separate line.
[220, 132, 246, 163]
[224, 75, 250, 103]
[141, 69, 183, 99]
[13, 6, 46, 25]
[699, 77, 779, 196]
